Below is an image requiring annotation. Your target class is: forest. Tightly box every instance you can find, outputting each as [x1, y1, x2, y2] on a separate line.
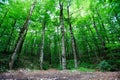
[0, 0, 120, 73]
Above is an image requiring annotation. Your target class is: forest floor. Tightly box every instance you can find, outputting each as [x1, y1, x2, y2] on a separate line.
[0, 69, 119, 80]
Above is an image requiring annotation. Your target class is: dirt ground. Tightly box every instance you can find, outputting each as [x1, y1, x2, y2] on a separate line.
[0, 69, 119, 80]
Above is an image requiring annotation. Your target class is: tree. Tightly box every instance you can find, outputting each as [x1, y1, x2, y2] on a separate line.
[40, 19, 46, 70]
[67, 3, 78, 68]
[59, 0, 66, 70]
[9, 0, 36, 69]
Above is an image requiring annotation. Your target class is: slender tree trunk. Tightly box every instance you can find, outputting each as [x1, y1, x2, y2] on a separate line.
[86, 24, 99, 50]
[59, 0, 66, 69]
[0, 10, 8, 27]
[31, 36, 36, 54]
[9, 0, 36, 69]
[86, 25, 101, 61]
[67, 5, 78, 68]
[57, 26, 62, 68]
[40, 21, 46, 70]
[96, 9, 109, 43]
[92, 16, 106, 58]
[48, 38, 52, 66]
[92, 16, 105, 45]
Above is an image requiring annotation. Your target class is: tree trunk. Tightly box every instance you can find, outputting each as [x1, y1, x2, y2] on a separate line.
[67, 5, 78, 68]
[59, 0, 66, 70]
[57, 26, 62, 68]
[31, 35, 36, 54]
[40, 21, 46, 70]
[9, 0, 36, 70]
[86, 25, 101, 61]
[92, 16, 106, 58]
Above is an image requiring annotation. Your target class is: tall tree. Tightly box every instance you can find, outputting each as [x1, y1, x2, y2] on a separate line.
[95, 8, 109, 43]
[92, 16, 105, 57]
[59, 0, 66, 69]
[67, 3, 78, 68]
[9, 0, 36, 69]
[40, 20, 46, 70]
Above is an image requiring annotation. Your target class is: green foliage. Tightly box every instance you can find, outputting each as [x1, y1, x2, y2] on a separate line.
[43, 62, 50, 70]
[68, 62, 96, 72]
[78, 67, 95, 72]
[0, 66, 7, 72]
[0, 54, 10, 72]
[67, 61, 96, 72]
[106, 43, 120, 50]
[107, 60, 120, 71]
[80, 62, 96, 69]
[67, 60, 75, 69]
[97, 60, 112, 71]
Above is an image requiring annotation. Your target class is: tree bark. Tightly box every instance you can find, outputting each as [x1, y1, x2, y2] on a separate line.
[59, 0, 66, 70]
[67, 4, 78, 68]
[40, 21, 46, 70]
[56, 26, 62, 68]
[9, 0, 36, 69]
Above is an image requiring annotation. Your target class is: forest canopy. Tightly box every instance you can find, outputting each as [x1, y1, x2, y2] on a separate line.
[0, 0, 120, 71]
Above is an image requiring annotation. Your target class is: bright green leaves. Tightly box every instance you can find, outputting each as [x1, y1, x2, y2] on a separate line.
[7, 0, 34, 20]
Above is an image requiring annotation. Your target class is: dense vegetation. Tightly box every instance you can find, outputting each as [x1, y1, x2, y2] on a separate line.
[0, 0, 120, 72]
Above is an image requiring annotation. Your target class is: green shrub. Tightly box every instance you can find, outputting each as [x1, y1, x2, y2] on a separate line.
[77, 62, 96, 72]
[80, 62, 96, 69]
[43, 62, 50, 70]
[78, 67, 95, 72]
[58, 65, 62, 70]
[67, 60, 74, 69]
[107, 60, 120, 71]
[0, 58, 9, 72]
[98, 60, 112, 71]
[0, 66, 7, 72]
